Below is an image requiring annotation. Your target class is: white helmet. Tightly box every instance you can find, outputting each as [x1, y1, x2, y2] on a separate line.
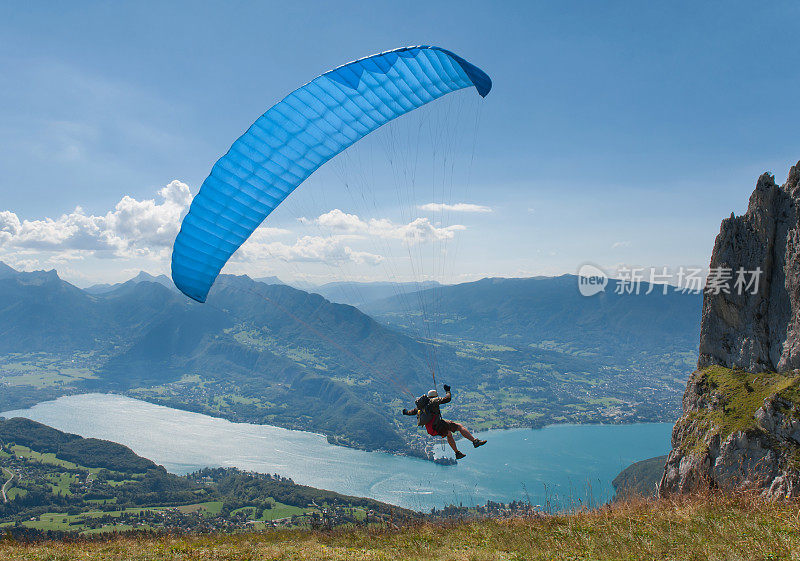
[427, 389, 438, 398]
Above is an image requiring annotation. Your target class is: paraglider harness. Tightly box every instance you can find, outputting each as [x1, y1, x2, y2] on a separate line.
[415, 394, 448, 437]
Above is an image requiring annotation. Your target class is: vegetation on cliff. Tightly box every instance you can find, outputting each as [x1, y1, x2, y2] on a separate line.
[660, 365, 800, 496]
[675, 366, 800, 456]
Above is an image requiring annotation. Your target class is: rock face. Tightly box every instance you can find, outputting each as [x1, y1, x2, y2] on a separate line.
[659, 367, 800, 498]
[660, 161, 800, 498]
[698, 162, 800, 372]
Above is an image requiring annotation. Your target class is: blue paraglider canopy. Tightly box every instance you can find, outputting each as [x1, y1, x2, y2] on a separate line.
[171, 46, 491, 303]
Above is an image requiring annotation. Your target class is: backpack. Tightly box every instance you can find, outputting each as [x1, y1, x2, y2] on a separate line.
[414, 394, 436, 426]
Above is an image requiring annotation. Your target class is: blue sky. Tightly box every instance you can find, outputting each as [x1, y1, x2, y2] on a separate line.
[1, 1, 799, 286]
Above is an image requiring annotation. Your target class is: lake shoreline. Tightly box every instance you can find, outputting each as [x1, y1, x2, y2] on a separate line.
[1, 393, 674, 511]
[2, 389, 679, 463]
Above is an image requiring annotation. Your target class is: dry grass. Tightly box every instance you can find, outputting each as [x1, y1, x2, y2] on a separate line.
[2, 493, 799, 560]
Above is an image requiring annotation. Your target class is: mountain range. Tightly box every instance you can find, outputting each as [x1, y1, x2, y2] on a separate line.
[309, 280, 440, 308]
[84, 271, 178, 295]
[0, 263, 702, 458]
[364, 275, 702, 358]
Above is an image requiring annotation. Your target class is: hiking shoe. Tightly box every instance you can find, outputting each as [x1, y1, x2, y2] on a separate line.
[473, 439, 487, 448]
[455, 451, 466, 460]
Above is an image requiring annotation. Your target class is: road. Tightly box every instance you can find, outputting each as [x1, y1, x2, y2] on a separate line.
[1, 466, 14, 503]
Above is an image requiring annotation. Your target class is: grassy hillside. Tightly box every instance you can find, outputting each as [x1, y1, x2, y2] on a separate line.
[0, 418, 410, 535]
[2, 495, 798, 560]
[0, 417, 157, 473]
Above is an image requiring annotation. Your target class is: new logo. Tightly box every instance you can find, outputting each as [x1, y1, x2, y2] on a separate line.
[577, 264, 608, 296]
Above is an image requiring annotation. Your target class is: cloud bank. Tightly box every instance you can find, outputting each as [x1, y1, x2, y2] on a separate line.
[236, 209, 467, 267]
[0, 186, 471, 279]
[0, 180, 192, 258]
[310, 209, 466, 243]
[418, 202, 492, 213]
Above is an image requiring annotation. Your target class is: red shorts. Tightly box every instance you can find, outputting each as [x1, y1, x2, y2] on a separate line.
[426, 418, 457, 437]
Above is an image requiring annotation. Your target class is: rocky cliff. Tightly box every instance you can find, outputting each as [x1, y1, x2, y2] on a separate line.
[660, 161, 800, 498]
[659, 366, 800, 497]
[698, 162, 800, 371]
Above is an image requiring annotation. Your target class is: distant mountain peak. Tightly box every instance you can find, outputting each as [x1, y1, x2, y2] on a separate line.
[0, 261, 64, 283]
[130, 270, 172, 284]
[254, 275, 284, 285]
[85, 270, 176, 295]
[0, 261, 18, 279]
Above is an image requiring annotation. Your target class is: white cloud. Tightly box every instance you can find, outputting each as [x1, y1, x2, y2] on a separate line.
[612, 241, 632, 249]
[369, 217, 465, 243]
[0, 195, 470, 282]
[345, 247, 384, 265]
[418, 202, 492, 213]
[235, 234, 383, 266]
[2, 255, 41, 272]
[245, 225, 293, 242]
[0, 180, 192, 258]
[310, 209, 466, 244]
[315, 209, 367, 231]
[236, 208, 460, 267]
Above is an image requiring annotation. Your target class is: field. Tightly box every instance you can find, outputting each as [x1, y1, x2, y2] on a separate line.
[2, 494, 797, 560]
[0, 352, 100, 389]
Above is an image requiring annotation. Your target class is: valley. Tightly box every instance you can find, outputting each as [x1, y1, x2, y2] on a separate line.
[0, 263, 700, 459]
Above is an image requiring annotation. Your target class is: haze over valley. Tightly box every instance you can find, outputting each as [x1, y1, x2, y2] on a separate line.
[1, 262, 700, 460]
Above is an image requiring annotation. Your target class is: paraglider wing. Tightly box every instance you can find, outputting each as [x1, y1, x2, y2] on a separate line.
[171, 46, 491, 303]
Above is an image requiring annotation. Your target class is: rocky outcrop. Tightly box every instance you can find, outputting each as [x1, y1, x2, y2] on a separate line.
[659, 367, 800, 498]
[660, 160, 800, 498]
[698, 162, 800, 372]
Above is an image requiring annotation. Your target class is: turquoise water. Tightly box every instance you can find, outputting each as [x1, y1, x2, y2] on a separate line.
[2, 394, 672, 511]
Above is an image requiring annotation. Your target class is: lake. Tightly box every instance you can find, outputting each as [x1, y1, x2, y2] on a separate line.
[2, 393, 672, 511]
